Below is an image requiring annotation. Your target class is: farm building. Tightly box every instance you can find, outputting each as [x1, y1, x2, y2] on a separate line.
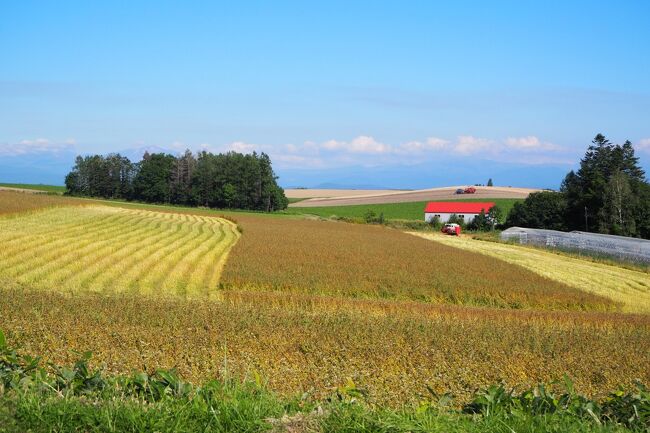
[424, 201, 495, 223]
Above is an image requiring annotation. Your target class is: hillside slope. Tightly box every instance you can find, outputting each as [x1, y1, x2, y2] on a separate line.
[290, 185, 540, 207]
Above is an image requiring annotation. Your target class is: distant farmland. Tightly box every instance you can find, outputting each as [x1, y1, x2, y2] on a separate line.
[290, 185, 539, 207]
[288, 197, 521, 221]
[0, 182, 66, 194]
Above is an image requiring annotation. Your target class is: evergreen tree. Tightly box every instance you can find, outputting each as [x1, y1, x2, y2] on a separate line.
[601, 170, 636, 236]
[506, 191, 568, 231]
[132, 153, 175, 203]
[561, 134, 647, 235]
[65, 150, 289, 211]
[170, 150, 196, 204]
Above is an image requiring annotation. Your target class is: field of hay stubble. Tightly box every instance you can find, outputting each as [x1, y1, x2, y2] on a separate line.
[0, 205, 240, 297]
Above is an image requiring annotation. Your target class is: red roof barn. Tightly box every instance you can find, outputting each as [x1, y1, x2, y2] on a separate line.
[424, 201, 495, 223]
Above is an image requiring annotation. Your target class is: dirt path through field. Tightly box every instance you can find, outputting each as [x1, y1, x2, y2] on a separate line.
[409, 231, 650, 313]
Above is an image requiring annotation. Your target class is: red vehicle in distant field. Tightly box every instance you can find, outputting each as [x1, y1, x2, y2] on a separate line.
[454, 186, 477, 194]
[441, 223, 461, 236]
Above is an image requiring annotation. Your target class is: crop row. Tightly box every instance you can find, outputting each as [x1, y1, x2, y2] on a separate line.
[0, 205, 239, 297]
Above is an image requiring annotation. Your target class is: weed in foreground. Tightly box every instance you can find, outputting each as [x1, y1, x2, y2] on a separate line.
[0, 331, 647, 433]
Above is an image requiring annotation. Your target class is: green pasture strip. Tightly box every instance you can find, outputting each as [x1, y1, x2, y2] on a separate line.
[0, 182, 66, 193]
[289, 198, 522, 221]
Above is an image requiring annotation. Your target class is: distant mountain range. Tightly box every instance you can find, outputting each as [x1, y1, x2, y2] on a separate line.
[2, 150, 572, 191]
[276, 159, 571, 191]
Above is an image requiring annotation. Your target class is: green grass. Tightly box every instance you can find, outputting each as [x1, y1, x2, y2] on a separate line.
[288, 197, 310, 203]
[0, 183, 66, 194]
[289, 198, 522, 221]
[3, 394, 633, 433]
[1, 331, 644, 433]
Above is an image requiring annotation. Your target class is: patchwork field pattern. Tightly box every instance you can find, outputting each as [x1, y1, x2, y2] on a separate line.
[0, 205, 239, 297]
[410, 232, 650, 313]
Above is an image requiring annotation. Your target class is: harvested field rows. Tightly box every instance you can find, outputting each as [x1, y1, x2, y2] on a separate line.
[410, 232, 650, 313]
[0, 206, 239, 297]
[222, 216, 616, 311]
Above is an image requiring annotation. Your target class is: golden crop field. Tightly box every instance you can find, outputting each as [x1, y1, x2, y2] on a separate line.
[0, 205, 239, 297]
[410, 232, 650, 313]
[1, 287, 648, 406]
[0, 193, 648, 409]
[0, 189, 81, 216]
[222, 215, 615, 311]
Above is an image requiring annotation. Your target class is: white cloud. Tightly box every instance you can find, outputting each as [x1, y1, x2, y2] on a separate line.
[425, 137, 449, 149]
[398, 137, 449, 153]
[0, 138, 74, 156]
[505, 136, 562, 151]
[225, 141, 257, 154]
[453, 136, 493, 155]
[321, 139, 345, 150]
[348, 136, 390, 153]
[320, 136, 391, 154]
[637, 138, 650, 153]
[124, 133, 576, 170]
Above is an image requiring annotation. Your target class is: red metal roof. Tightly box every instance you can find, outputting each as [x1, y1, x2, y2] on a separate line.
[424, 202, 495, 214]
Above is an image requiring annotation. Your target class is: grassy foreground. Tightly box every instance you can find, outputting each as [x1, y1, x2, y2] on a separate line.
[1, 332, 648, 433]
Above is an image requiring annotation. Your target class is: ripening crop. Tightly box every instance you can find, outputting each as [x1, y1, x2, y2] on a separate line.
[2, 287, 648, 407]
[0, 205, 240, 297]
[0, 197, 647, 408]
[410, 231, 650, 313]
[0, 190, 82, 216]
[222, 215, 616, 311]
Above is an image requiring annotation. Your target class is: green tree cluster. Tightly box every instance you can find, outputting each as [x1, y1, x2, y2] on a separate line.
[65, 150, 288, 211]
[506, 134, 650, 238]
[469, 205, 503, 231]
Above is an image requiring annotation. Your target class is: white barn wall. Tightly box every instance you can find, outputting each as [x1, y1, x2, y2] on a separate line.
[425, 212, 480, 223]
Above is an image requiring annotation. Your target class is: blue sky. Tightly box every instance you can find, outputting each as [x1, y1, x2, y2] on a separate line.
[1, 1, 649, 188]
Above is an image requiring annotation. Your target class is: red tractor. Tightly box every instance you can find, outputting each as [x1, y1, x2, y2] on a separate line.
[463, 186, 476, 194]
[441, 223, 461, 236]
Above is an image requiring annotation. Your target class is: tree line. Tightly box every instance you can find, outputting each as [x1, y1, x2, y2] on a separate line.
[65, 150, 289, 211]
[506, 134, 650, 239]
